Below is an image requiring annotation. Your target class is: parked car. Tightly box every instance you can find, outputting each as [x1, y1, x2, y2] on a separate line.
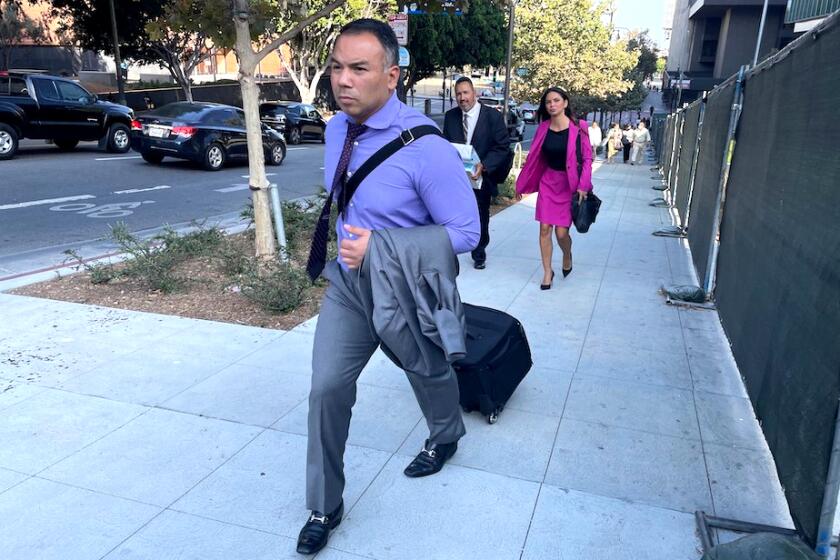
[0, 70, 134, 160]
[259, 102, 326, 145]
[130, 102, 286, 171]
[520, 106, 537, 124]
[478, 97, 525, 141]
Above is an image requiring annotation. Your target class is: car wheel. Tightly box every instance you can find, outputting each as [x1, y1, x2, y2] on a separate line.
[203, 142, 226, 171]
[55, 139, 79, 151]
[106, 123, 131, 153]
[267, 142, 286, 166]
[142, 152, 164, 164]
[0, 124, 20, 160]
[289, 126, 301, 145]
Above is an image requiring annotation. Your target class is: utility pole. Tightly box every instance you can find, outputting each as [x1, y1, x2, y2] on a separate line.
[502, 0, 516, 125]
[108, 0, 126, 105]
[753, 0, 770, 66]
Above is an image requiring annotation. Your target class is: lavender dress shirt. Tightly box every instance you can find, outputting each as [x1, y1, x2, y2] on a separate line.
[324, 92, 480, 269]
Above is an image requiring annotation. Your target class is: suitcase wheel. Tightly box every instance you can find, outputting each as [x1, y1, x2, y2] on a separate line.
[462, 405, 472, 413]
[488, 411, 499, 424]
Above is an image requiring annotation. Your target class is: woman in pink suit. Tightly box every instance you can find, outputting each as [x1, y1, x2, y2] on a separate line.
[516, 87, 593, 290]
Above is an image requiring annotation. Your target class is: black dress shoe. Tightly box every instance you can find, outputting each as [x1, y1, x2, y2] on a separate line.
[296, 500, 343, 555]
[404, 440, 457, 478]
[474, 260, 486, 269]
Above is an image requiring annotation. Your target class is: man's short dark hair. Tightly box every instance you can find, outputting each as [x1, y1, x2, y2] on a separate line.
[338, 19, 399, 69]
[455, 77, 474, 90]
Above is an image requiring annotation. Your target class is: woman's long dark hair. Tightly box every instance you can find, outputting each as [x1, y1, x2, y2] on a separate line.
[537, 86, 574, 123]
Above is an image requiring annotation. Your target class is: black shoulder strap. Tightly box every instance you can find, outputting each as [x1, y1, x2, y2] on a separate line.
[575, 133, 583, 176]
[338, 125, 443, 215]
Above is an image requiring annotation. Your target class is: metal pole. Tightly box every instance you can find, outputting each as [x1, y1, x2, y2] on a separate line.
[753, 0, 770, 66]
[267, 183, 288, 262]
[502, 0, 515, 125]
[681, 98, 706, 230]
[704, 66, 745, 296]
[816, 400, 840, 557]
[107, 0, 126, 106]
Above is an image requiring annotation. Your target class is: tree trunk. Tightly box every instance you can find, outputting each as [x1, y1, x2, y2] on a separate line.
[234, 14, 277, 259]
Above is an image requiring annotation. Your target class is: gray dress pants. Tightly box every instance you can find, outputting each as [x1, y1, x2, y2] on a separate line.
[306, 260, 465, 513]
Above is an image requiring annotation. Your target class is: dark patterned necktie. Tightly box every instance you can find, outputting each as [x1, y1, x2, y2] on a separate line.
[462, 111, 469, 143]
[306, 121, 367, 281]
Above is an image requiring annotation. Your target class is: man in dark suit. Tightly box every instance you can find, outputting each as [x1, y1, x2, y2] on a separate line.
[443, 77, 511, 269]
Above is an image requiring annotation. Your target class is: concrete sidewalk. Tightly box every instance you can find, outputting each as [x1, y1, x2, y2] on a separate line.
[0, 156, 792, 559]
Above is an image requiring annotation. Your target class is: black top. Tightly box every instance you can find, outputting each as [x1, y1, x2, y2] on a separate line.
[541, 128, 569, 171]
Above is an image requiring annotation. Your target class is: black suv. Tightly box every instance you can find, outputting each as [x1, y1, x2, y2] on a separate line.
[259, 102, 326, 145]
[0, 71, 134, 160]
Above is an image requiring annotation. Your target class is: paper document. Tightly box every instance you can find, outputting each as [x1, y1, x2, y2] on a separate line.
[450, 142, 483, 190]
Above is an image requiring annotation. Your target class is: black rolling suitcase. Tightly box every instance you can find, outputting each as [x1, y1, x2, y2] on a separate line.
[454, 304, 532, 424]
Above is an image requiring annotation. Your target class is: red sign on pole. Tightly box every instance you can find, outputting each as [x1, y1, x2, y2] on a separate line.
[388, 14, 408, 46]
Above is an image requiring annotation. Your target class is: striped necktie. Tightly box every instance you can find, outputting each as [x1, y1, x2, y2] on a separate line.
[306, 121, 367, 281]
[462, 111, 469, 144]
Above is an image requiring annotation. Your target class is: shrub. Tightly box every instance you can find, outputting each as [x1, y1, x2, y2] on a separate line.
[239, 260, 310, 313]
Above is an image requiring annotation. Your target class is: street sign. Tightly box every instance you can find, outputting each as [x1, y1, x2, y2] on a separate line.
[398, 47, 410, 68]
[388, 14, 409, 46]
[515, 67, 529, 77]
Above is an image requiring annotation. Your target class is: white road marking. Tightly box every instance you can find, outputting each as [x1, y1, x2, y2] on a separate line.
[215, 184, 250, 193]
[0, 194, 95, 210]
[240, 173, 277, 178]
[114, 185, 172, 194]
[287, 147, 308, 151]
[95, 155, 142, 161]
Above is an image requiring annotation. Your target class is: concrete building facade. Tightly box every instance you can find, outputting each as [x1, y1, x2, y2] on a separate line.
[664, 0, 793, 107]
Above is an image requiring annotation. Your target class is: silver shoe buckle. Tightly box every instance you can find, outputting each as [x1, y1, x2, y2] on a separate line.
[309, 513, 328, 524]
[422, 446, 437, 458]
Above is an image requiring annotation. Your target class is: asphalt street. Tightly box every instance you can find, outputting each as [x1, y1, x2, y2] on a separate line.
[0, 120, 538, 279]
[0, 139, 326, 277]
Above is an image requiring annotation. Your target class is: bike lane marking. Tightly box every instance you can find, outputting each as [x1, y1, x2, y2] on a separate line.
[114, 185, 171, 194]
[0, 195, 96, 210]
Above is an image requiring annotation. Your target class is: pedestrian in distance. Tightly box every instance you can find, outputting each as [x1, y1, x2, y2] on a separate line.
[588, 121, 602, 160]
[621, 123, 633, 163]
[605, 122, 622, 163]
[443, 76, 511, 270]
[514, 86, 593, 290]
[630, 120, 651, 165]
[296, 19, 480, 556]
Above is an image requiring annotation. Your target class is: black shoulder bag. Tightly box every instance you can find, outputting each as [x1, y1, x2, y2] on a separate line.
[338, 125, 442, 215]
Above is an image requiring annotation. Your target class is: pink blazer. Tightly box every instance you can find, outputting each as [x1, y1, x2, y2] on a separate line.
[516, 118, 594, 195]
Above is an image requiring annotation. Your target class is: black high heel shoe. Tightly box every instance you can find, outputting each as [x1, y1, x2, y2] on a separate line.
[563, 256, 573, 278]
[540, 270, 555, 290]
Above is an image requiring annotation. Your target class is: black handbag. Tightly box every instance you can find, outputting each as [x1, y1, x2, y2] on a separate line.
[572, 192, 602, 233]
[571, 133, 601, 233]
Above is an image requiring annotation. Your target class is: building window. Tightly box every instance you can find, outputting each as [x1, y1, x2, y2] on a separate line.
[700, 17, 721, 63]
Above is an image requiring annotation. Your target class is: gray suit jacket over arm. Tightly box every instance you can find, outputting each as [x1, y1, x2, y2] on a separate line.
[359, 225, 466, 377]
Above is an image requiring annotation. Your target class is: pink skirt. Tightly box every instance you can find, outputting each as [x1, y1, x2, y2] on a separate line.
[535, 168, 573, 227]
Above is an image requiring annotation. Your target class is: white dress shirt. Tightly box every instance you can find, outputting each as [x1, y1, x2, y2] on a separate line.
[462, 102, 482, 145]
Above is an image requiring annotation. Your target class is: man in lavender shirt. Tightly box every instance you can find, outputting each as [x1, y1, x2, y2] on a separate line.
[295, 19, 480, 555]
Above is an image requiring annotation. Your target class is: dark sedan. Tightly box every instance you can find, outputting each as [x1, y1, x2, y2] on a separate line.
[259, 102, 326, 145]
[131, 102, 286, 171]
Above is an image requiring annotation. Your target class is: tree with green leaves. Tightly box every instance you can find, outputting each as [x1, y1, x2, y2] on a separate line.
[0, 0, 48, 70]
[281, 0, 395, 105]
[145, 0, 212, 102]
[403, 0, 506, 91]
[197, 0, 347, 259]
[510, 0, 637, 104]
[627, 32, 658, 81]
[43, 0, 166, 65]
